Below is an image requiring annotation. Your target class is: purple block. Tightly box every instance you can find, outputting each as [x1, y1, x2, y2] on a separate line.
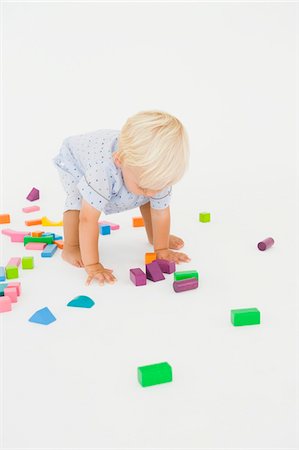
[257, 237, 274, 251]
[130, 268, 146, 286]
[156, 258, 176, 274]
[173, 277, 198, 293]
[26, 187, 39, 202]
[145, 260, 165, 282]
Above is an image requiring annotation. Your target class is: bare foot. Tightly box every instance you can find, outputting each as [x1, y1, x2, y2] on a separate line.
[62, 244, 84, 268]
[169, 234, 184, 250]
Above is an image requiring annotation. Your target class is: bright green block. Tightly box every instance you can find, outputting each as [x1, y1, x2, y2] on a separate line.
[231, 308, 261, 326]
[23, 236, 53, 246]
[138, 362, 173, 387]
[22, 256, 34, 269]
[199, 212, 210, 223]
[174, 270, 199, 281]
[5, 266, 19, 279]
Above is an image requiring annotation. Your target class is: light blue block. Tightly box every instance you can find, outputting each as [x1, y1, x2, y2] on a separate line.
[0, 283, 8, 296]
[41, 244, 57, 257]
[100, 224, 111, 235]
[0, 267, 6, 282]
[29, 307, 56, 325]
[54, 234, 63, 240]
[42, 232, 55, 239]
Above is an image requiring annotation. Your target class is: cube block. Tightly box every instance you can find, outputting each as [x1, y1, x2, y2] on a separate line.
[5, 266, 19, 279]
[174, 270, 199, 281]
[4, 287, 18, 303]
[231, 308, 261, 326]
[7, 257, 21, 267]
[99, 224, 111, 235]
[145, 252, 156, 264]
[31, 231, 43, 237]
[146, 261, 165, 282]
[173, 277, 198, 293]
[7, 281, 21, 296]
[22, 256, 34, 269]
[156, 259, 176, 274]
[41, 244, 57, 257]
[130, 268, 147, 286]
[0, 214, 10, 224]
[138, 362, 173, 387]
[199, 212, 210, 223]
[132, 217, 144, 227]
[0, 296, 12, 313]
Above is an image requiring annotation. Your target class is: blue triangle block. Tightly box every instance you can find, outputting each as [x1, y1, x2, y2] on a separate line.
[29, 307, 56, 325]
[67, 295, 95, 308]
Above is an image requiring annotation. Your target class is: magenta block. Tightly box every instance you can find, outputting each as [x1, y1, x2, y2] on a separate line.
[0, 296, 12, 313]
[257, 237, 274, 251]
[7, 281, 21, 296]
[7, 257, 21, 267]
[130, 268, 147, 286]
[25, 242, 47, 250]
[156, 259, 176, 274]
[26, 187, 39, 201]
[4, 287, 18, 303]
[173, 277, 198, 293]
[146, 260, 165, 282]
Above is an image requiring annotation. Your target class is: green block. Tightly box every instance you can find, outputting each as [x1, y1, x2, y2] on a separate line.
[138, 362, 172, 387]
[5, 266, 19, 279]
[199, 212, 210, 222]
[23, 236, 53, 246]
[174, 270, 199, 281]
[231, 308, 261, 326]
[22, 256, 34, 269]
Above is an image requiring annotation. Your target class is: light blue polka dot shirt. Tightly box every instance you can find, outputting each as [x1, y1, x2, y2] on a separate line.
[53, 129, 172, 214]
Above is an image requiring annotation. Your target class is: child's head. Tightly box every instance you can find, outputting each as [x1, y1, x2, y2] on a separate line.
[114, 110, 189, 196]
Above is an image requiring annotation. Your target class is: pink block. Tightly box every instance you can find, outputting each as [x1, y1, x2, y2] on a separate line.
[4, 287, 18, 303]
[7, 281, 21, 296]
[10, 231, 31, 242]
[1, 228, 15, 236]
[99, 221, 120, 230]
[257, 237, 275, 251]
[0, 296, 12, 313]
[7, 257, 21, 267]
[25, 242, 47, 250]
[22, 205, 40, 213]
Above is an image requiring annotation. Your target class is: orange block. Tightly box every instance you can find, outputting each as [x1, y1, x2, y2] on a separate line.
[31, 231, 43, 237]
[132, 217, 144, 227]
[25, 219, 42, 226]
[54, 240, 64, 249]
[0, 214, 10, 224]
[145, 252, 156, 264]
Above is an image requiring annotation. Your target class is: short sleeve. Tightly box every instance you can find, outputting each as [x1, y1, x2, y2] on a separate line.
[150, 186, 172, 210]
[77, 164, 112, 211]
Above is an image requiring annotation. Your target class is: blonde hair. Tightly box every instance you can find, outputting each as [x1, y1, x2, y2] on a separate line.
[117, 110, 189, 190]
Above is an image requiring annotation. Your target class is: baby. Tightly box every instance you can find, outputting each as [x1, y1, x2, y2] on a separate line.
[53, 110, 191, 286]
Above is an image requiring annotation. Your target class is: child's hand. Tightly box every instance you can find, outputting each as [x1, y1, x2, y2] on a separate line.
[155, 248, 191, 264]
[84, 262, 117, 286]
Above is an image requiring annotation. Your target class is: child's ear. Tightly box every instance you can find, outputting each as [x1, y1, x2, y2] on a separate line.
[113, 152, 122, 168]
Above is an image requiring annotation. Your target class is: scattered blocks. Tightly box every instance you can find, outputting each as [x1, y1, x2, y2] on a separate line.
[146, 260, 165, 282]
[4, 287, 18, 303]
[174, 270, 198, 281]
[24, 235, 53, 245]
[99, 220, 120, 230]
[7, 257, 21, 267]
[99, 224, 111, 235]
[5, 266, 19, 280]
[7, 281, 21, 296]
[0, 267, 6, 282]
[22, 256, 34, 269]
[26, 187, 39, 201]
[22, 205, 40, 213]
[25, 218, 42, 226]
[41, 216, 63, 226]
[138, 362, 173, 387]
[156, 259, 176, 274]
[67, 295, 95, 308]
[231, 308, 261, 326]
[173, 277, 198, 293]
[132, 217, 144, 227]
[199, 212, 210, 223]
[25, 242, 47, 250]
[0, 296, 12, 313]
[145, 252, 156, 264]
[257, 237, 274, 251]
[41, 244, 57, 257]
[130, 268, 147, 286]
[0, 214, 10, 224]
[29, 307, 56, 325]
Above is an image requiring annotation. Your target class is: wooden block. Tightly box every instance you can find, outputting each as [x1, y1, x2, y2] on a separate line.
[25, 242, 47, 250]
[25, 218, 43, 226]
[130, 268, 147, 286]
[99, 220, 120, 230]
[4, 287, 18, 303]
[41, 244, 57, 257]
[5, 266, 19, 280]
[0, 267, 6, 282]
[173, 278, 198, 293]
[7, 257, 21, 267]
[146, 261, 165, 282]
[22, 206, 40, 213]
[7, 282, 21, 296]
[156, 259, 176, 274]
[0, 214, 10, 224]
[41, 216, 63, 226]
[145, 252, 156, 264]
[53, 240, 64, 249]
[0, 296, 12, 313]
[31, 231, 43, 237]
[132, 217, 144, 227]
[26, 187, 39, 201]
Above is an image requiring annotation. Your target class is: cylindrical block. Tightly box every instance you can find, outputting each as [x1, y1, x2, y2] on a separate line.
[257, 237, 274, 251]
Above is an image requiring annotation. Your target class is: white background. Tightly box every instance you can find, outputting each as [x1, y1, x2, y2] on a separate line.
[0, 2, 298, 449]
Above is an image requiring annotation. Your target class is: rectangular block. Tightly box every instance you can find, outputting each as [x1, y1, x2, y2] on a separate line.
[174, 270, 199, 281]
[22, 256, 34, 269]
[0, 283, 9, 296]
[7, 257, 21, 267]
[25, 218, 43, 226]
[156, 259, 176, 274]
[99, 220, 120, 230]
[99, 224, 111, 235]
[199, 212, 211, 223]
[146, 260, 165, 282]
[41, 216, 63, 226]
[4, 287, 18, 303]
[42, 232, 55, 239]
[138, 362, 172, 387]
[25, 242, 47, 250]
[5, 266, 19, 280]
[22, 205, 40, 213]
[10, 231, 31, 242]
[145, 252, 156, 264]
[41, 244, 57, 257]
[24, 236, 53, 245]
[0, 296, 12, 313]
[130, 268, 147, 286]
[0, 214, 10, 224]
[173, 278, 198, 293]
[0, 267, 6, 282]
[53, 240, 64, 249]
[231, 308, 261, 326]
[1, 228, 15, 236]
[7, 281, 21, 296]
[132, 217, 144, 227]
[31, 231, 43, 237]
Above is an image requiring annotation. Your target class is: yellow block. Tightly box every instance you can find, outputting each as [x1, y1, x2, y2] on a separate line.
[41, 216, 63, 227]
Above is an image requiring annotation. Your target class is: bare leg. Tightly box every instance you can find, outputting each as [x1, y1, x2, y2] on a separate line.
[139, 202, 185, 250]
[61, 210, 84, 267]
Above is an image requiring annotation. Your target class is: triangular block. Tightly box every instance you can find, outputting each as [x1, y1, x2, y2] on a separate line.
[29, 307, 56, 325]
[67, 295, 95, 308]
[26, 187, 39, 201]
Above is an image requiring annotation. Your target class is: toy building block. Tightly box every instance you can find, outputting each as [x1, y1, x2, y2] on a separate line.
[4, 287, 18, 303]
[29, 307, 56, 325]
[231, 308, 261, 326]
[0, 214, 10, 224]
[138, 362, 173, 387]
[25, 242, 47, 250]
[41, 216, 63, 226]
[26, 187, 39, 201]
[42, 232, 55, 239]
[146, 260, 165, 282]
[25, 218, 42, 226]
[99, 224, 111, 235]
[53, 240, 63, 249]
[5, 266, 19, 280]
[31, 231, 43, 237]
[99, 220, 120, 230]
[132, 217, 144, 227]
[41, 244, 57, 257]
[7, 257, 21, 267]
[174, 270, 199, 281]
[156, 259, 176, 274]
[199, 212, 210, 223]
[7, 281, 21, 296]
[257, 237, 274, 251]
[0, 283, 9, 296]
[1, 228, 14, 236]
[24, 235, 53, 245]
[173, 278, 198, 293]
[53, 234, 63, 240]
[22, 256, 34, 269]
[0, 267, 6, 282]
[145, 252, 156, 264]
[0, 296, 12, 313]
[130, 268, 147, 286]
[22, 205, 40, 213]
[7, 230, 30, 242]
[67, 295, 95, 308]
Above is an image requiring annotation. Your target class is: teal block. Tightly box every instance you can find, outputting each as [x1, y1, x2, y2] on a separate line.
[0, 283, 9, 296]
[231, 308, 261, 326]
[138, 362, 173, 387]
[67, 295, 95, 308]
